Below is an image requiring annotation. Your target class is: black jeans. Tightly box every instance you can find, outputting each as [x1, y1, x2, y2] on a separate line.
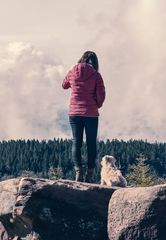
[69, 116, 98, 169]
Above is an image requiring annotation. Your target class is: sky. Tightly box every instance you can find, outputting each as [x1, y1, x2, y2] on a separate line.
[0, 0, 166, 142]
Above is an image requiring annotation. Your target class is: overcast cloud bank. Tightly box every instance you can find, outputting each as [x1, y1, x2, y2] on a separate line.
[0, 0, 166, 142]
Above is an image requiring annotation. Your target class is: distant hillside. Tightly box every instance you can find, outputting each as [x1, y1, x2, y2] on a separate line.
[0, 139, 166, 183]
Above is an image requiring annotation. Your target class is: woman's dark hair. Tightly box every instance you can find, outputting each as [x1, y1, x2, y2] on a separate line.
[78, 51, 99, 71]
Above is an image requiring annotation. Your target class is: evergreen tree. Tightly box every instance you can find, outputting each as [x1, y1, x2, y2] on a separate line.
[0, 139, 166, 183]
[125, 154, 156, 187]
[48, 166, 63, 180]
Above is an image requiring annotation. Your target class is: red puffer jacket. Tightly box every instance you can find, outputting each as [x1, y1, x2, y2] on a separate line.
[62, 63, 105, 116]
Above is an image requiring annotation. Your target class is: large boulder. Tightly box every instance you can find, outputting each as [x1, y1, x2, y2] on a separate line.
[108, 184, 166, 240]
[0, 178, 23, 240]
[0, 178, 116, 240]
[0, 221, 8, 240]
[0, 178, 19, 216]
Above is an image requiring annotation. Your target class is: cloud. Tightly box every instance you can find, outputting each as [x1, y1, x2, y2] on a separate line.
[0, 41, 70, 140]
[0, 0, 166, 142]
[78, 0, 166, 142]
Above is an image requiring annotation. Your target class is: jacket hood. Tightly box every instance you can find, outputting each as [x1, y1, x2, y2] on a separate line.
[73, 63, 97, 81]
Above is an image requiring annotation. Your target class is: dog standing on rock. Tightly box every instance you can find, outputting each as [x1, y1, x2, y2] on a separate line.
[100, 155, 127, 187]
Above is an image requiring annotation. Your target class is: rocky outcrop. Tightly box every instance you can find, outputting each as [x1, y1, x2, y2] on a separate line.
[0, 221, 8, 240]
[108, 184, 166, 240]
[0, 178, 116, 240]
[1, 178, 166, 240]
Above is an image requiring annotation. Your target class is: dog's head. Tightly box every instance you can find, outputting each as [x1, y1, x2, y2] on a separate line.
[101, 155, 116, 168]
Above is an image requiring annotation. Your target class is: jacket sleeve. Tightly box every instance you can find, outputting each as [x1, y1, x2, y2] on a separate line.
[62, 70, 71, 89]
[96, 73, 106, 108]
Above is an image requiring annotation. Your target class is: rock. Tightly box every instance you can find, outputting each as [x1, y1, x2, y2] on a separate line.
[11, 237, 22, 240]
[0, 178, 19, 216]
[0, 221, 8, 240]
[0, 178, 116, 240]
[0, 178, 30, 239]
[108, 184, 166, 240]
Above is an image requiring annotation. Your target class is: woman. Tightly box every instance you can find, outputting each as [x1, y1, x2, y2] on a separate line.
[62, 51, 105, 182]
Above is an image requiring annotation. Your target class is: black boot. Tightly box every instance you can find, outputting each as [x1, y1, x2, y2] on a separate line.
[85, 168, 95, 183]
[75, 167, 83, 182]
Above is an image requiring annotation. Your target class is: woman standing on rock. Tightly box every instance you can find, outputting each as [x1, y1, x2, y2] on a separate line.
[62, 51, 105, 183]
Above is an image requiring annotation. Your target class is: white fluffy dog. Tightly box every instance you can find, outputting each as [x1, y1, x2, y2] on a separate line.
[100, 155, 127, 187]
